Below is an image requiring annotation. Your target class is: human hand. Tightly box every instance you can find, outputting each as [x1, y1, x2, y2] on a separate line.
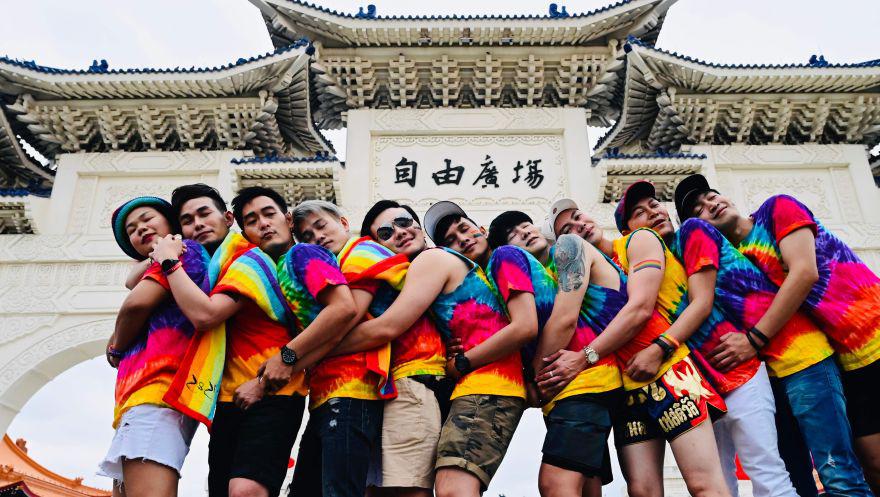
[149, 234, 185, 263]
[708, 332, 755, 372]
[536, 349, 585, 399]
[258, 354, 294, 393]
[233, 378, 265, 410]
[625, 344, 664, 382]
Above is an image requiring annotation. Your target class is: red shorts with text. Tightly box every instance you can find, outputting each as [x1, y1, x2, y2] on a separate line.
[613, 355, 727, 446]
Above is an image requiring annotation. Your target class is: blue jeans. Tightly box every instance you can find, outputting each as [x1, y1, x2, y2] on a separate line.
[289, 398, 384, 497]
[772, 357, 873, 497]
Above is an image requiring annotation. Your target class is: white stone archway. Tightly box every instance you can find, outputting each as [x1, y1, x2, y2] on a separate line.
[0, 316, 112, 432]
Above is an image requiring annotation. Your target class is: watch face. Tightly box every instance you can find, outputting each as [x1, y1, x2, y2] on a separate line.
[587, 350, 599, 364]
[281, 347, 297, 365]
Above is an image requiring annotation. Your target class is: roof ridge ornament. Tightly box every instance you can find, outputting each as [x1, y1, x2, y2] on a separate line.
[809, 54, 829, 67]
[355, 4, 377, 19]
[548, 3, 570, 18]
[88, 59, 109, 73]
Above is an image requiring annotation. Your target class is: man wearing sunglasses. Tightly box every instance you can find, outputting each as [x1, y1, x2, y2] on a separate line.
[313, 199, 447, 497]
[340, 201, 535, 497]
[288, 199, 416, 497]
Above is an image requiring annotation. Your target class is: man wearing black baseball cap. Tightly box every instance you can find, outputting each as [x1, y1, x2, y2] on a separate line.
[675, 174, 878, 494]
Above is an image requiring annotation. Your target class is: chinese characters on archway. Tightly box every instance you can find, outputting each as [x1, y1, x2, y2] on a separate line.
[394, 155, 544, 190]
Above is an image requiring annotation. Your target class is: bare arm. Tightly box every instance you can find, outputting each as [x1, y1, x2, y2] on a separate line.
[124, 260, 151, 290]
[109, 279, 167, 364]
[289, 288, 373, 370]
[532, 235, 591, 374]
[331, 250, 452, 355]
[166, 268, 243, 330]
[460, 291, 538, 373]
[710, 227, 818, 370]
[625, 267, 715, 381]
[587, 230, 665, 358]
[259, 285, 363, 392]
[536, 231, 664, 394]
[756, 227, 818, 336]
[151, 234, 242, 330]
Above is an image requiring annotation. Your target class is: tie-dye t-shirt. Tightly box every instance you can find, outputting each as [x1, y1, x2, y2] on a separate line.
[673, 219, 831, 381]
[213, 247, 303, 402]
[114, 239, 209, 427]
[308, 237, 401, 409]
[739, 195, 880, 372]
[487, 245, 555, 365]
[431, 247, 525, 400]
[613, 229, 690, 390]
[276, 243, 348, 396]
[543, 247, 625, 412]
[370, 285, 446, 379]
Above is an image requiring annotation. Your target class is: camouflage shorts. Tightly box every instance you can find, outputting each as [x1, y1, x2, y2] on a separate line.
[435, 394, 526, 489]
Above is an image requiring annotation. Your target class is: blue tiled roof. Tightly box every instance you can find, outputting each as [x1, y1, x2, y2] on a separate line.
[591, 150, 707, 164]
[277, 0, 640, 21]
[0, 186, 52, 198]
[625, 36, 880, 70]
[0, 38, 310, 76]
[230, 152, 339, 165]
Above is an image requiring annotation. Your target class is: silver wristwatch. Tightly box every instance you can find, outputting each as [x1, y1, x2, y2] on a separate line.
[582, 345, 600, 365]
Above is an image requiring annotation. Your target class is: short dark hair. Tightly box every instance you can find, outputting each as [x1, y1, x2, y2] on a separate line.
[434, 214, 479, 247]
[231, 186, 288, 229]
[171, 183, 227, 219]
[360, 200, 421, 238]
[487, 211, 533, 249]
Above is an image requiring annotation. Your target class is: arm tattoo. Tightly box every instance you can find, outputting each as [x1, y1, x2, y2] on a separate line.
[555, 234, 587, 292]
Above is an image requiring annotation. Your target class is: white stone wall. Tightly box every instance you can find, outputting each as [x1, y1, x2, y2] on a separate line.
[338, 107, 596, 228]
[697, 143, 880, 272]
[0, 150, 242, 431]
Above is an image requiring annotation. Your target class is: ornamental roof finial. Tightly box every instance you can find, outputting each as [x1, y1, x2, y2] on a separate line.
[809, 54, 829, 67]
[88, 59, 109, 73]
[356, 4, 377, 19]
[549, 3, 569, 18]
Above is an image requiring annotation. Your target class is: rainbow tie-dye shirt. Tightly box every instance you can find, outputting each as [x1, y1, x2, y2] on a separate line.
[431, 247, 525, 400]
[308, 237, 403, 409]
[113, 239, 209, 427]
[487, 245, 555, 364]
[276, 243, 348, 398]
[543, 247, 625, 411]
[613, 229, 690, 390]
[213, 245, 301, 403]
[673, 219, 832, 382]
[370, 282, 446, 380]
[739, 195, 880, 372]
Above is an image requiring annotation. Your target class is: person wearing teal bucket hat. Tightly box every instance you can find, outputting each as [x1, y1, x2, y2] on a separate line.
[100, 195, 205, 497]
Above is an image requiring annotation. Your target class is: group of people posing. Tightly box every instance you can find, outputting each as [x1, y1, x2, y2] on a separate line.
[98, 174, 879, 497]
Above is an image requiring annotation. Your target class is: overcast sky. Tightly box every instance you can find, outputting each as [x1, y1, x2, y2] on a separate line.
[4, 1, 879, 496]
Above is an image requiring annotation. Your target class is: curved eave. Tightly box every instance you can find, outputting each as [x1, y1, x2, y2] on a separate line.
[0, 45, 309, 100]
[257, 0, 670, 48]
[595, 41, 880, 154]
[628, 40, 880, 94]
[0, 107, 53, 190]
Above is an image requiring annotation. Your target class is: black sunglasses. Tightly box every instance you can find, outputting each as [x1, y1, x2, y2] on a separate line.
[375, 215, 415, 241]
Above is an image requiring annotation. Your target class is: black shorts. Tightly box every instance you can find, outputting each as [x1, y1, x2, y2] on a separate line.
[208, 395, 305, 497]
[613, 356, 726, 447]
[842, 359, 880, 438]
[542, 390, 622, 485]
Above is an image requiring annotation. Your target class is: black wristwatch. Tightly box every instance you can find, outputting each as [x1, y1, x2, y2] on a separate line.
[454, 353, 473, 376]
[652, 337, 675, 360]
[161, 258, 180, 274]
[280, 345, 298, 366]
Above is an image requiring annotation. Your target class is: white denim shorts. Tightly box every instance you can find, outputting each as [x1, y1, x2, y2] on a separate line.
[97, 404, 199, 481]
